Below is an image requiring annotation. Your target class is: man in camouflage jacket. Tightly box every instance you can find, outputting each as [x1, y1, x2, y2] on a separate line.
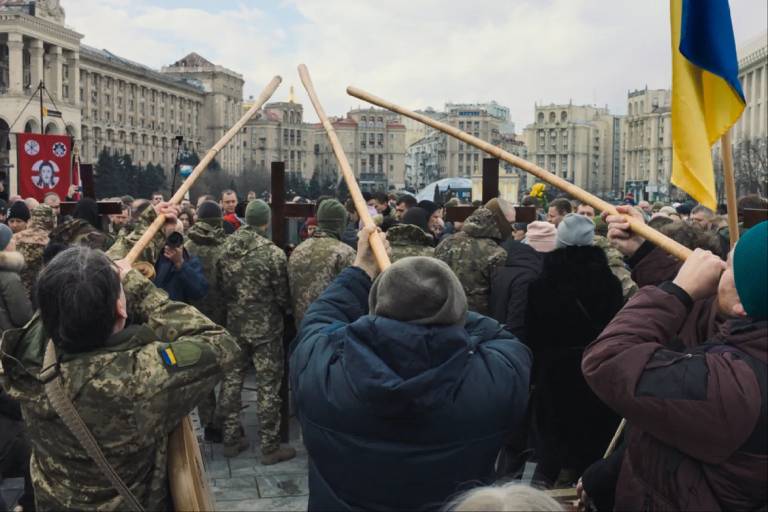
[594, 235, 638, 300]
[435, 207, 508, 315]
[387, 206, 435, 262]
[288, 199, 355, 328]
[0, 248, 240, 511]
[12, 204, 54, 299]
[216, 200, 295, 464]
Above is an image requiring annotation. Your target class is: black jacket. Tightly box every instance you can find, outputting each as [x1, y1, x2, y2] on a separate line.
[525, 246, 624, 480]
[291, 267, 533, 511]
[489, 240, 543, 341]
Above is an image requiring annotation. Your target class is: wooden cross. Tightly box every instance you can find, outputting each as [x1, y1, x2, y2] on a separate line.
[59, 165, 123, 216]
[444, 158, 537, 223]
[269, 161, 316, 251]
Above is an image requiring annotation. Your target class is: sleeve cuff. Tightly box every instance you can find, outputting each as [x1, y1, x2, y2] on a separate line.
[658, 281, 694, 312]
[627, 240, 655, 269]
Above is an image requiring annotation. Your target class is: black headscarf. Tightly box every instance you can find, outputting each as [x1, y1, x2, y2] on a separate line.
[74, 198, 101, 230]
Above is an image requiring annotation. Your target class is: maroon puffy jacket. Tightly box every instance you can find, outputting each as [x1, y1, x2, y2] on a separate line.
[582, 285, 767, 511]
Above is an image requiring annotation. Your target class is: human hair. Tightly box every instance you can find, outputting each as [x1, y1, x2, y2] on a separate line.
[131, 199, 151, 221]
[43, 191, 61, 202]
[372, 191, 389, 204]
[397, 195, 417, 208]
[447, 483, 563, 511]
[42, 241, 69, 266]
[221, 189, 237, 199]
[199, 194, 215, 203]
[648, 216, 674, 230]
[691, 205, 715, 218]
[737, 194, 768, 213]
[36, 247, 122, 354]
[660, 221, 723, 256]
[179, 207, 195, 226]
[549, 198, 572, 215]
[522, 196, 540, 208]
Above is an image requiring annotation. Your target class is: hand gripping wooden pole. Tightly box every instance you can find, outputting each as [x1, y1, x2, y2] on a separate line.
[299, 66, 391, 271]
[121, 75, 282, 512]
[123, 75, 283, 265]
[346, 86, 693, 262]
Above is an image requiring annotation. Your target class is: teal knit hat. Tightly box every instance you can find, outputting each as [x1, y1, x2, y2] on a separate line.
[317, 199, 348, 239]
[733, 221, 767, 320]
[245, 199, 271, 227]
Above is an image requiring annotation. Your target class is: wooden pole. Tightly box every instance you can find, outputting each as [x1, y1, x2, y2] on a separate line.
[299, 65, 391, 271]
[346, 86, 693, 262]
[721, 130, 740, 248]
[123, 75, 282, 265]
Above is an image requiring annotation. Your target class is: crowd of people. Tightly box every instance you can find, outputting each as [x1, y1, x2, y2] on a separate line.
[0, 185, 765, 511]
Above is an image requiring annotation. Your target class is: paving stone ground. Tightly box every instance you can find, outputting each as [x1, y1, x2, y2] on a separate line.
[197, 371, 309, 511]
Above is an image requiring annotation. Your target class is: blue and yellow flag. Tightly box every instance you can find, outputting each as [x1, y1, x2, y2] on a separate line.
[670, 0, 745, 209]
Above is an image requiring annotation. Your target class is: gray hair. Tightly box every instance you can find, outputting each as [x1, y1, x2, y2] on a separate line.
[447, 483, 563, 512]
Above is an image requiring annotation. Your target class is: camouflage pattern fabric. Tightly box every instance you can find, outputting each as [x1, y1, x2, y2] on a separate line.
[185, 220, 227, 326]
[435, 207, 507, 315]
[0, 269, 240, 511]
[386, 224, 435, 262]
[220, 337, 284, 453]
[594, 235, 638, 300]
[12, 204, 54, 298]
[288, 229, 355, 328]
[106, 205, 166, 266]
[217, 225, 289, 450]
[50, 218, 113, 251]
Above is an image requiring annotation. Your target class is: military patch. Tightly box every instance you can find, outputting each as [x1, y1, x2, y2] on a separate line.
[159, 341, 202, 369]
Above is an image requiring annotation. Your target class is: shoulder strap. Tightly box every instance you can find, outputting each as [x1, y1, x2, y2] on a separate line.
[41, 340, 145, 512]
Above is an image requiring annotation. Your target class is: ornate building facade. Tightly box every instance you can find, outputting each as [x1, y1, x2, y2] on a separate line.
[1, 1, 244, 195]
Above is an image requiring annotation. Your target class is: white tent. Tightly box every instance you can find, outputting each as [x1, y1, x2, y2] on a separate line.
[415, 178, 472, 202]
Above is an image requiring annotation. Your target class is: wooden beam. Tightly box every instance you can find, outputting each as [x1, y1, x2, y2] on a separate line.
[482, 158, 499, 203]
[60, 201, 123, 216]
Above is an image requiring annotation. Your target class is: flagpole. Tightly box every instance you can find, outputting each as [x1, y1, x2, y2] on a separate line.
[721, 130, 740, 247]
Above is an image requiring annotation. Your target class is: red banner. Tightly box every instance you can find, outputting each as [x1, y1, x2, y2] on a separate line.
[16, 133, 73, 202]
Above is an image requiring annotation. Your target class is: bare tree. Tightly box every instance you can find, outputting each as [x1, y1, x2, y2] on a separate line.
[733, 137, 768, 197]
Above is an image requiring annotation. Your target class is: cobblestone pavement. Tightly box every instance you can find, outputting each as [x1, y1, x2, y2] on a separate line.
[197, 372, 309, 511]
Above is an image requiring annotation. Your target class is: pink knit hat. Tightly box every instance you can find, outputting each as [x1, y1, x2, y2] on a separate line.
[523, 221, 557, 253]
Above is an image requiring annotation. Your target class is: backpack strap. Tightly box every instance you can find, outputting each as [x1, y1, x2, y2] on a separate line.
[41, 340, 145, 512]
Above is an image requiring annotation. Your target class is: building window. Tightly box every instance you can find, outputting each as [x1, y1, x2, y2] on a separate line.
[537, 112, 544, 123]
[561, 111, 567, 122]
[549, 112, 556, 123]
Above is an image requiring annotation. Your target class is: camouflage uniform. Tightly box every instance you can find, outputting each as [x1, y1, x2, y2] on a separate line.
[217, 225, 289, 453]
[106, 206, 166, 266]
[288, 229, 356, 328]
[50, 218, 113, 251]
[12, 204, 54, 298]
[0, 269, 240, 511]
[184, 219, 227, 429]
[435, 207, 507, 315]
[386, 224, 435, 262]
[594, 235, 638, 300]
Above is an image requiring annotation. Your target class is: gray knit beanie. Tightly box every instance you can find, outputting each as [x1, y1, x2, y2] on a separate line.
[556, 213, 595, 248]
[0, 224, 12, 251]
[369, 256, 467, 326]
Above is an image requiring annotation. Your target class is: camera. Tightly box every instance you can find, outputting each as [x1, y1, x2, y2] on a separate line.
[165, 231, 184, 249]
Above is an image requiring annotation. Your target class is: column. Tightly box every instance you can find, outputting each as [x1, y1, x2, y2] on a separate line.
[68, 51, 80, 106]
[28, 39, 44, 90]
[47, 45, 63, 100]
[7, 33, 24, 94]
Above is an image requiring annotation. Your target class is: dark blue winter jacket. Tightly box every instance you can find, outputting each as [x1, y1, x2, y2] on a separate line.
[291, 266, 532, 511]
[153, 250, 209, 303]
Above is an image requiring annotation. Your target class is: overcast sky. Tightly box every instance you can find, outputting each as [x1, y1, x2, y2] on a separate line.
[63, 0, 767, 132]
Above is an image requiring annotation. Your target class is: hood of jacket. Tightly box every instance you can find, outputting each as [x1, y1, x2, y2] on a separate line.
[386, 224, 433, 246]
[461, 207, 502, 240]
[0, 251, 25, 273]
[186, 220, 225, 246]
[342, 312, 515, 417]
[50, 218, 94, 245]
[29, 205, 55, 232]
[224, 225, 272, 259]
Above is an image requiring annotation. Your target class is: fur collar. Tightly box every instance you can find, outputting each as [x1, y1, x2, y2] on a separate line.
[0, 251, 25, 272]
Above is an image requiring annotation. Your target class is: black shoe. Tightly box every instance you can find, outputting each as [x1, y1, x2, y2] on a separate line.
[204, 425, 223, 443]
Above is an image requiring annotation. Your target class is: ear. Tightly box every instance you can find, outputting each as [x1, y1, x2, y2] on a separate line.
[115, 295, 128, 322]
[731, 302, 748, 318]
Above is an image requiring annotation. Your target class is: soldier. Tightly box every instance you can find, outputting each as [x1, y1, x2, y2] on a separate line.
[0, 246, 240, 510]
[594, 235, 638, 300]
[50, 198, 112, 250]
[12, 204, 54, 299]
[288, 199, 356, 328]
[185, 200, 227, 441]
[386, 206, 435, 262]
[435, 199, 513, 315]
[217, 200, 296, 464]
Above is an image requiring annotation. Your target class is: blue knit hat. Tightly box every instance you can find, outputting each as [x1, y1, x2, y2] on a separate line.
[733, 221, 767, 320]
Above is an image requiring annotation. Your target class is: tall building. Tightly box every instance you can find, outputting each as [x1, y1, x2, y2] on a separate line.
[244, 102, 408, 192]
[405, 130, 446, 190]
[444, 102, 510, 179]
[523, 103, 621, 196]
[620, 88, 672, 202]
[1, 1, 244, 195]
[734, 32, 767, 143]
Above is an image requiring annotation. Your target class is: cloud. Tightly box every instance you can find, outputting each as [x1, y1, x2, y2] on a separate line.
[63, 0, 767, 131]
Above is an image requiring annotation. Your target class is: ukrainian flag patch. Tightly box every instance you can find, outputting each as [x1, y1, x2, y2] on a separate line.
[161, 346, 177, 367]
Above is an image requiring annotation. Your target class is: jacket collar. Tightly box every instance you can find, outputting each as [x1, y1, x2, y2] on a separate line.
[0, 251, 25, 273]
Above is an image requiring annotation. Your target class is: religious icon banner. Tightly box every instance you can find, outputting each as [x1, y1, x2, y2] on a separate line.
[16, 133, 73, 202]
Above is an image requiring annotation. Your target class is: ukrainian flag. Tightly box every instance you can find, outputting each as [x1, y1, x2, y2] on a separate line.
[670, 0, 745, 209]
